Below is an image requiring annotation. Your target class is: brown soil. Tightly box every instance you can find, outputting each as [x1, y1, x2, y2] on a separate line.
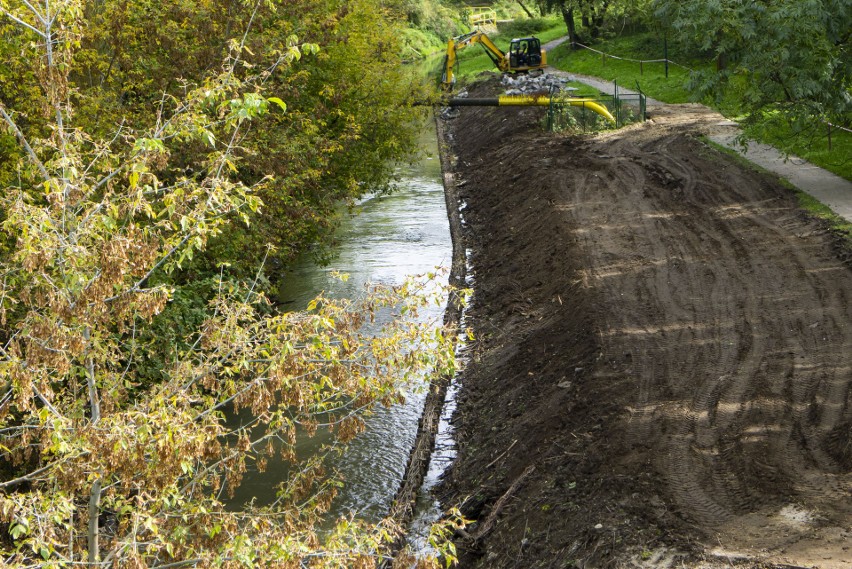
[437, 76, 852, 569]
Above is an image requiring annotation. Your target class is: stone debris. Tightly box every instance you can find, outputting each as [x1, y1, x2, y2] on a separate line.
[440, 107, 461, 120]
[502, 73, 579, 96]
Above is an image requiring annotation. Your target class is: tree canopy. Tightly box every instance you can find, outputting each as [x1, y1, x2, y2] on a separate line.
[0, 0, 460, 567]
[655, 0, 851, 127]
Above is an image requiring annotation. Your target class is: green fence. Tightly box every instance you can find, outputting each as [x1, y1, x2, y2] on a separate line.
[547, 80, 647, 133]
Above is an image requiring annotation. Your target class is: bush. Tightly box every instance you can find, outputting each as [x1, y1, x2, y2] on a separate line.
[497, 17, 554, 38]
[400, 0, 466, 57]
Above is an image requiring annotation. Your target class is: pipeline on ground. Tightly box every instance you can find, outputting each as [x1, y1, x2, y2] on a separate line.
[447, 95, 616, 124]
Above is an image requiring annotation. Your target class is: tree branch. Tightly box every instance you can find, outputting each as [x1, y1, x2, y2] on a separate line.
[84, 326, 103, 565]
[0, 462, 55, 489]
[0, 105, 51, 181]
[0, 8, 46, 37]
[20, 0, 47, 24]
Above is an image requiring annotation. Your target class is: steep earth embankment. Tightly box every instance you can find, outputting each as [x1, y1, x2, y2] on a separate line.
[439, 77, 852, 568]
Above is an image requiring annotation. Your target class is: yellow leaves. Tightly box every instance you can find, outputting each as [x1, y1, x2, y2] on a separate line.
[319, 85, 336, 100]
[0, 1, 456, 565]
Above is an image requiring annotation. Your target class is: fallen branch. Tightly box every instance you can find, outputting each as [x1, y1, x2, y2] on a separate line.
[462, 464, 536, 542]
[485, 439, 517, 469]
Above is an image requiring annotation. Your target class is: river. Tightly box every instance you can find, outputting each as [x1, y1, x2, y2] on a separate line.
[227, 119, 453, 524]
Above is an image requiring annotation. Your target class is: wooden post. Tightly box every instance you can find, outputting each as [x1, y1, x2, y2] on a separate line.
[664, 36, 669, 78]
[827, 123, 832, 151]
[640, 60, 643, 75]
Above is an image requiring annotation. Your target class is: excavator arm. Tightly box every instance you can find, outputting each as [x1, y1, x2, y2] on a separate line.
[442, 31, 509, 90]
[441, 31, 547, 90]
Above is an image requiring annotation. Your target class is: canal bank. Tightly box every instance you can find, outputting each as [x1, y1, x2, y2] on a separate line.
[434, 75, 852, 569]
[228, 120, 458, 526]
[381, 113, 469, 559]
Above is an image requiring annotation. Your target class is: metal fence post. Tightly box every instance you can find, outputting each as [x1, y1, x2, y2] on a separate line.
[547, 87, 554, 131]
[613, 80, 619, 127]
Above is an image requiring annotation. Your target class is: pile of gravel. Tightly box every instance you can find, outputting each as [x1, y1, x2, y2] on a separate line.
[502, 73, 578, 95]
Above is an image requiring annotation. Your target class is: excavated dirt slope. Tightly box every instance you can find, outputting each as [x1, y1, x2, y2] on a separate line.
[438, 77, 852, 568]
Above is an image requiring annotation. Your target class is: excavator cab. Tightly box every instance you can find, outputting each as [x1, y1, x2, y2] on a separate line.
[509, 37, 542, 69]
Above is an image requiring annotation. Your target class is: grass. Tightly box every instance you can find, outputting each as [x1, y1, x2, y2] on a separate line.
[543, 30, 851, 182]
[563, 80, 606, 98]
[547, 31, 706, 104]
[744, 114, 852, 181]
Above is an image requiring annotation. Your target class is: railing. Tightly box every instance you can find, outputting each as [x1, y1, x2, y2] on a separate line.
[571, 41, 693, 78]
[468, 7, 497, 28]
[825, 121, 852, 151]
[547, 80, 647, 133]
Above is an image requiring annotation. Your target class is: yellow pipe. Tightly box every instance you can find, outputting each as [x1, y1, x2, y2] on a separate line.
[496, 95, 616, 124]
[497, 94, 553, 106]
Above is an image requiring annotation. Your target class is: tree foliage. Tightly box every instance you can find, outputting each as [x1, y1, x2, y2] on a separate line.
[541, 0, 653, 46]
[655, 0, 852, 127]
[0, 0, 460, 567]
[2, 0, 434, 278]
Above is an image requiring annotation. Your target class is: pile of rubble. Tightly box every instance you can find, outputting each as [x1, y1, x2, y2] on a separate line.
[501, 72, 578, 95]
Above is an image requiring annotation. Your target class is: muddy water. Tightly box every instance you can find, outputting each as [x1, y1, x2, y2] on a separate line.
[228, 121, 451, 522]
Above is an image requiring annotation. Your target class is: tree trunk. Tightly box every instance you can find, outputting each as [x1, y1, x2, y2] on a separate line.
[516, 0, 534, 18]
[85, 327, 102, 566]
[87, 479, 102, 565]
[561, 6, 581, 48]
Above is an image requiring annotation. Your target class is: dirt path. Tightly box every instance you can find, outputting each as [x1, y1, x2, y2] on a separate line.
[538, 47, 852, 223]
[706, 133, 852, 222]
[438, 78, 852, 568]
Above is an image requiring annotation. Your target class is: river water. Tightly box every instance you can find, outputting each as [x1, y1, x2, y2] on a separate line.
[228, 120, 452, 523]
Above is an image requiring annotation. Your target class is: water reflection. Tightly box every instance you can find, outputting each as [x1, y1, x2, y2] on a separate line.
[227, 122, 450, 522]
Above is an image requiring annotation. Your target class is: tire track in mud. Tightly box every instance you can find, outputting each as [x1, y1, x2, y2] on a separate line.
[441, 82, 852, 568]
[564, 128, 852, 548]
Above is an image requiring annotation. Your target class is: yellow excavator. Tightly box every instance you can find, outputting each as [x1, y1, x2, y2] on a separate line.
[440, 31, 616, 124]
[441, 31, 547, 90]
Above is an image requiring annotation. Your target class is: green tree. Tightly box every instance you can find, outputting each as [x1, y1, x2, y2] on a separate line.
[1, 0, 438, 384]
[540, 0, 613, 46]
[655, 0, 852, 127]
[540, 0, 655, 46]
[0, 1, 460, 567]
[61, 0, 434, 278]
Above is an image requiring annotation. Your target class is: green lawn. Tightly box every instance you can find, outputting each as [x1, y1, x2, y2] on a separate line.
[544, 31, 851, 181]
[563, 80, 607, 98]
[547, 32, 706, 104]
[743, 113, 852, 182]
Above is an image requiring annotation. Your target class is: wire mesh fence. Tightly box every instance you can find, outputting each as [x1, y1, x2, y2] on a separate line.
[546, 81, 647, 133]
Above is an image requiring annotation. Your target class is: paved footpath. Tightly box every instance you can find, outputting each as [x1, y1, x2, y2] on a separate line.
[540, 36, 852, 223]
